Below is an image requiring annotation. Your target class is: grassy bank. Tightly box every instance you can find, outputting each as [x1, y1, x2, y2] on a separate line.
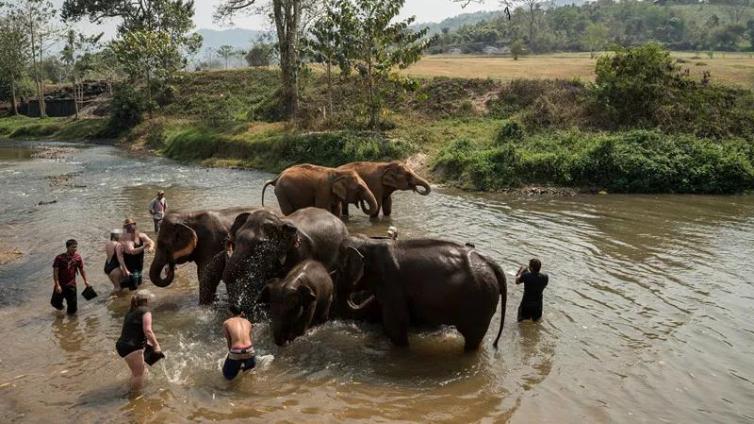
[0, 116, 108, 141]
[3, 49, 754, 194]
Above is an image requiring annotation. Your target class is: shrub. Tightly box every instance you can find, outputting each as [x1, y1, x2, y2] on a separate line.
[107, 84, 147, 134]
[495, 118, 525, 144]
[593, 43, 692, 127]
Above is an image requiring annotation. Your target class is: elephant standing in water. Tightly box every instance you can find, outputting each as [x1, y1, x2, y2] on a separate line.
[337, 161, 431, 218]
[338, 237, 507, 351]
[201, 207, 348, 311]
[261, 164, 378, 218]
[149, 207, 256, 304]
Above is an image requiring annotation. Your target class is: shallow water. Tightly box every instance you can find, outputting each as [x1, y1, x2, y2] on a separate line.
[0, 141, 753, 423]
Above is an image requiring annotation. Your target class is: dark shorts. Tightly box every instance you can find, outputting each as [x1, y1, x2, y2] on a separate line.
[116, 340, 144, 358]
[517, 301, 543, 322]
[122, 272, 143, 291]
[51, 285, 77, 314]
[222, 354, 256, 380]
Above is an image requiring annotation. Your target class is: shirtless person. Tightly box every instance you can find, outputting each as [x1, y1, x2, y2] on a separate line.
[222, 304, 255, 380]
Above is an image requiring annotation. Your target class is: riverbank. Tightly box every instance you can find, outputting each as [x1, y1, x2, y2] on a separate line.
[3, 61, 753, 194]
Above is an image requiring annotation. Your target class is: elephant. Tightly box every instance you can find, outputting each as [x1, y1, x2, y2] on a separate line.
[336, 161, 431, 218]
[337, 237, 507, 351]
[148, 207, 256, 304]
[259, 260, 334, 346]
[201, 207, 348, 313]
[261, 164, 378, 218]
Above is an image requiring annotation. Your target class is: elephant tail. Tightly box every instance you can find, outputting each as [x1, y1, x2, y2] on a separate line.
[483, 255, 507, 350]
[261, 177, 278, 207]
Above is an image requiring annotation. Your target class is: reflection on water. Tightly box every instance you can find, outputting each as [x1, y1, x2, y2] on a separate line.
[0, 141, 753, 422]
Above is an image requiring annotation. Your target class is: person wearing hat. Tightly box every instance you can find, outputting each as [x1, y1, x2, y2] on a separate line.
[148, 190, 168, 233]
[121, 218, 154, 289]
[116, 289, 162, 391]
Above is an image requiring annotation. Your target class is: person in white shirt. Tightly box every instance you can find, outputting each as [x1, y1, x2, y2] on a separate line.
[148, 190, 167, 233]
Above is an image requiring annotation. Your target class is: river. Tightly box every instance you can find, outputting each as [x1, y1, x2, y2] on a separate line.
[0, 141, 753, 423]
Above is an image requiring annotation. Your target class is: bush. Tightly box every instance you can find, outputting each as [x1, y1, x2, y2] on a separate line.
[107, 84, 147, 134]
[593, 43, 692, 127]
[495, 118, 525, 144]
[432, 129, 754, 193]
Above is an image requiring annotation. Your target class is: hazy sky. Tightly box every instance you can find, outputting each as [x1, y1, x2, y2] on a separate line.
[55, 0, 498, 35]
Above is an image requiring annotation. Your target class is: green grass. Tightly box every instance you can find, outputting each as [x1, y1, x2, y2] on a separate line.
[0, 116, 107, 140]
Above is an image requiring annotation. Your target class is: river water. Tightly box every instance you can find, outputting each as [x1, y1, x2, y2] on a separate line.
[0, 141, 753, 423]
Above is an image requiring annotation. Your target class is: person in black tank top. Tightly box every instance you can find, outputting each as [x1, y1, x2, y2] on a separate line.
[515, 258, 549, 322]
[116, 290, 162, 391]
[121, 218, 154, 290]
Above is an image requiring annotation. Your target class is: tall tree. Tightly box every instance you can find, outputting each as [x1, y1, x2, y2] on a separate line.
[306, 0, 355, 118]
[345, 0, 431, 129]
[583, 22, 609, 59]
[215, 0, 315, 118]
[62, 30, 102, 119]
[0, 16, 29, 116]
[217, 44, 236, 69]
[3, 0, 58, 118]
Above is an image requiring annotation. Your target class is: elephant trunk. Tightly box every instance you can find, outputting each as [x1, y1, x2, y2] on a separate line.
[149, 251, 175, 288]
[359, 188, 379, 216]
[412, 175, 431, 196]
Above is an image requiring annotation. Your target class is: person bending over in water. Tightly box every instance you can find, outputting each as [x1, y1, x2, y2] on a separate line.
[222, 304, 255, 380]
[121, 218, 154, 289]
[515, 258, 549, 322]
[116, 290, 162, 391]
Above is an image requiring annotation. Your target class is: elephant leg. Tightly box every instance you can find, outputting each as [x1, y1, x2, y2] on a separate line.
[277, 195, 294, 215]
[459, 324, 487, 352]
[381, 301, 409, 347]
[331, 202, 343, 218]
[342, 201, 349, 217]
[381, 195, 392, 216]
[198, 252, 226, 305]
[458, 310, 495, 352]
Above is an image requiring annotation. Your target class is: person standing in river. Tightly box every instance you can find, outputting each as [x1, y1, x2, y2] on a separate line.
[222, 304, 256, 380]
[121, 218, 154, 290]
[103, 229, 130, 291]
[515, 258, 549, 322]
[116, 290, 162, 391]
[148, 190, 168, 233]
[51, 239, 90, 315]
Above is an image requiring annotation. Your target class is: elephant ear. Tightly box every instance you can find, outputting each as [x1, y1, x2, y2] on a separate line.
[342, 247, 365, 286]
[332, 176, 348, 201]
[298, 284, 316, 305]
[382, 166, 400, 188]
[228, 212, 252, 240]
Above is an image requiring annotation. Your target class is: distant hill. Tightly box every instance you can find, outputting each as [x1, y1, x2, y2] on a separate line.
[412, 10, 503, 35]
[197, 28, 271, 52]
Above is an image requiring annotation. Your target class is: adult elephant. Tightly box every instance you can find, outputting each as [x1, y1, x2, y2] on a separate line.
[202, 207, 348, 311]
[338, 237, 507, 351]
[337, 161, 431, 218]
[149, 207, 255, 304]
[261, 164, 378, 218]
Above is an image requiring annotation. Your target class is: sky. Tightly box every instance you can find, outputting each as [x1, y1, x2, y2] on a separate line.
[54, 0, 498, 36]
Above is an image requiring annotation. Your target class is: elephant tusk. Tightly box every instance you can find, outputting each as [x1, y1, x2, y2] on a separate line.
[346, 293, 376, 311]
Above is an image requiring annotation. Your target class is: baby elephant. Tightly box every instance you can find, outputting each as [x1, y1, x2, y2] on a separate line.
[259, 260, 334, 346]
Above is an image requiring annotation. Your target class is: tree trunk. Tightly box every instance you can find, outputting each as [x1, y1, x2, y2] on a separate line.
[367, 59, 379, 130]
[273, 0, 300, 119]
[10, 77, 18, 116]
[326, 58, 333, 120]
[146, 70, 153, 119]
[72, 78, 79, 120]
[29, 9, 46, 118]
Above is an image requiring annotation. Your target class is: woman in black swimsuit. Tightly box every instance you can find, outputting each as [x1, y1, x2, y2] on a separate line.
[103, 229, 129, 290]
[116, 290, 162, 391]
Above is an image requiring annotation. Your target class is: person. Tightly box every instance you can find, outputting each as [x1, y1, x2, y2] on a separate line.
[116, 290, 162, 391]
[51, 239, 90, 315]
[148, 190, 168, 233]
[515, 258, 549, 322]
[222, 304, 255, 380]
[121, 218, 154, 289]
[103, 229, 129, 291]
